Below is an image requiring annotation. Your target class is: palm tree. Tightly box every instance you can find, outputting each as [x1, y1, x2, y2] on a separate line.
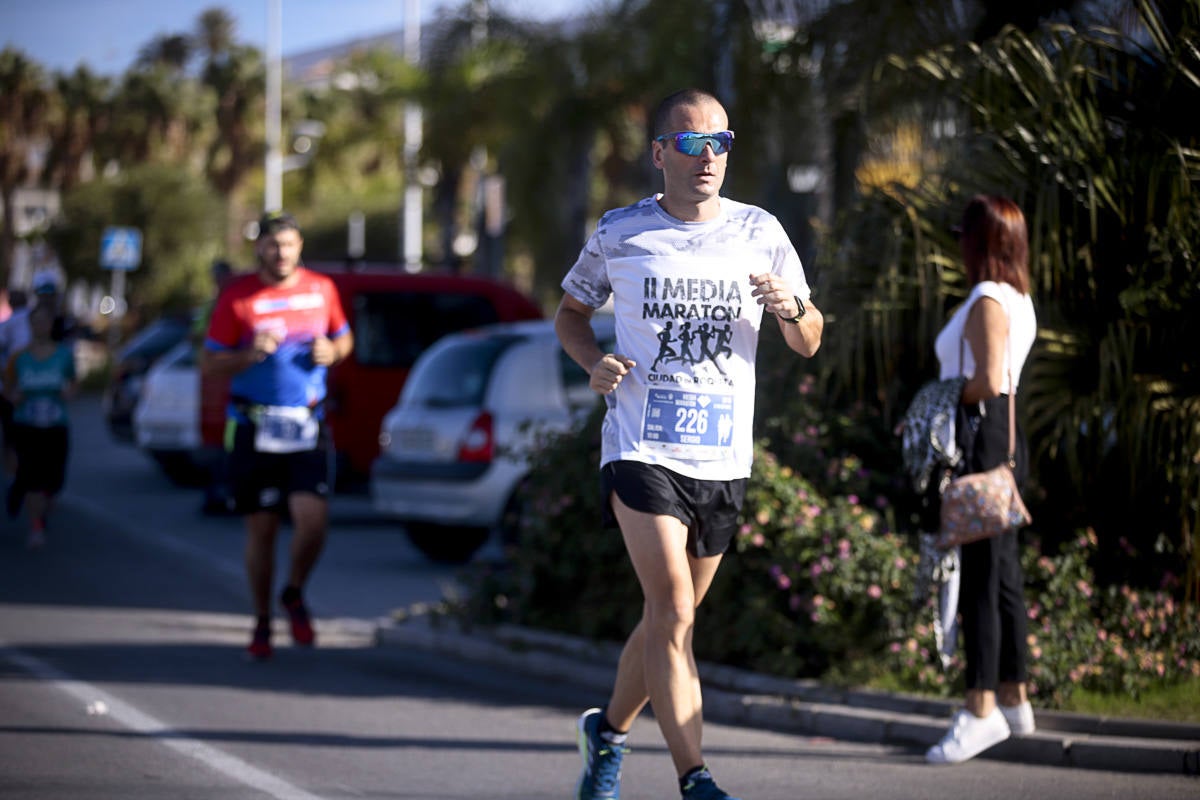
[813, 0, 1200, 595]
[196, 7, 265, 255]
[0, 48, 52, 283]
[44, 66, 111, 192]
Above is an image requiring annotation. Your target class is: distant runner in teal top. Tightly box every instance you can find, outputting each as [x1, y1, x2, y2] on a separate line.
[3, 302, 77, 548]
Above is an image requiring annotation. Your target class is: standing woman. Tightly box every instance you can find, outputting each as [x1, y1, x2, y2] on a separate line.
[4, 302, 77, 548]
[926, 195, 1038, 764]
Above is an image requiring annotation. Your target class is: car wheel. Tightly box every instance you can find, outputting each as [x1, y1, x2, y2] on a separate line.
[404, 523, 489, 564]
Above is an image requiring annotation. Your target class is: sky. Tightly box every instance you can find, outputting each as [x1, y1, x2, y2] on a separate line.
[1, 0, 597, 76]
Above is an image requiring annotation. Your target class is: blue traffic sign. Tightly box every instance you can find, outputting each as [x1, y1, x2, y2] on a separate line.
[100, 226, 142, 270]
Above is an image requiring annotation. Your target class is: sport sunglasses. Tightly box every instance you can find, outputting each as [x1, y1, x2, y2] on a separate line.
[654, 130, 735, 156]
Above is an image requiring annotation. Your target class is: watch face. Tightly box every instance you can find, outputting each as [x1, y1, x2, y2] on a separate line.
[792, 296, 806, 320]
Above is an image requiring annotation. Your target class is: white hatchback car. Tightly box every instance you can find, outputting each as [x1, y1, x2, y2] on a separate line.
[370, 316, 615, 563]
[131, 339, 206, 485]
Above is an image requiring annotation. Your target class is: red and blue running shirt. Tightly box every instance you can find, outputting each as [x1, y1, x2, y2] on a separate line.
[205, 268, 349, 417]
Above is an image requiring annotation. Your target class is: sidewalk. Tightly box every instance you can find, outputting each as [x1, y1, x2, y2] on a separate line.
[371, 612, 1200, 777]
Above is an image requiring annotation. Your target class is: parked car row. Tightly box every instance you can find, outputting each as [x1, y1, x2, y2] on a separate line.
[103, 314, 194, 442]
[118, 264, 614, 565]
[371, 315, 615, 563]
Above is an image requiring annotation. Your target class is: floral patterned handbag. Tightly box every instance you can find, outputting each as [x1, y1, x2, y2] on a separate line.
[937, 324, 1032, 548]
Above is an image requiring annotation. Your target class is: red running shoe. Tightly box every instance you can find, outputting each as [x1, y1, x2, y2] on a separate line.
[247, 619, 272, 660]
[280, 589, 315, 646]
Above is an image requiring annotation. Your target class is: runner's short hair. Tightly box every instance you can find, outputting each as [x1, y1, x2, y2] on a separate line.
[257, 210, 301, 240]
[652, 89, 724, 138]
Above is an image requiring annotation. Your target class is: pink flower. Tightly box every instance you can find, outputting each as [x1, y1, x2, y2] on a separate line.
[894, 557, 908, 570]
[810, 562, 824, 579]
[812, 595, 825, 607]
[867, 584, 882, 599]
[751, 533, 765, 547]
[776, 574, 792, 591]
[848, 494, 860, 506]
[890, 642, 902, 653]
[838, 539, 851, 559]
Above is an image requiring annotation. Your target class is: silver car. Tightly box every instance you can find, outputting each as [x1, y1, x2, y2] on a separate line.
[370, 316, 615, 563]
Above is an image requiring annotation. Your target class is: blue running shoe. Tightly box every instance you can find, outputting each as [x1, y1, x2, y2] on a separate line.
[680, 767, 741, 800]
[576, 707, 628, 800]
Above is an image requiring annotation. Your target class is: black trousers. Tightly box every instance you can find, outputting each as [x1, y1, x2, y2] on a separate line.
[956, 396, 1030, 691]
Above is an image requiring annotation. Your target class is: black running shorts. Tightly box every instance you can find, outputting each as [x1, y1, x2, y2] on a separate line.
[225, 419, 333, 514]
[601, 460, 747, 558]
[12, 423, 68, 494]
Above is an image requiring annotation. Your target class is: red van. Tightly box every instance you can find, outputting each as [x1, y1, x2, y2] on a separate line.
[200, 265, 543, 487]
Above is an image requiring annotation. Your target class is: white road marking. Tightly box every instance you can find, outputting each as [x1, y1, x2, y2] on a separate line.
[0, 644, 328, 800]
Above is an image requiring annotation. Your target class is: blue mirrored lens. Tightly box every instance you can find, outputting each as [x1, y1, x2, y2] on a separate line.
[657, 131, 734, 156]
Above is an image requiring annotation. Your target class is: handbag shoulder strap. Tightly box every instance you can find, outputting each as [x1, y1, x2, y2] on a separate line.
[958, 297, 1017, 467]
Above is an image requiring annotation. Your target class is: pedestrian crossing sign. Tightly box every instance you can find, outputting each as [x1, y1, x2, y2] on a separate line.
[100, 226, 142, 270]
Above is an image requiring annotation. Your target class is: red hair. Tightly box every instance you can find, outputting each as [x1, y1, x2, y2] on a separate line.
[959, 195, 1030, 294]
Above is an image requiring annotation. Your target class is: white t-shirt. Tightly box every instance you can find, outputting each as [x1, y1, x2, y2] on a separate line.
[935, 281, 1036, 392]
[562, 194, 811, 481]
[0, 308, 31, 389]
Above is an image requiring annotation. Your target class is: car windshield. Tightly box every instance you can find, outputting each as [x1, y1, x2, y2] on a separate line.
[352, 291, 501, 369]
[119, 318, 190, 362]
[405, 335, 520, 408]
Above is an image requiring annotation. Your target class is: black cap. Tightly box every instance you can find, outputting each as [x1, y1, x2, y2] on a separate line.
[257, 210, 300, 240]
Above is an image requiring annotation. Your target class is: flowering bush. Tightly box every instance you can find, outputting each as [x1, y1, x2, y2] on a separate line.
[871, 528, 1200, 705]
[1020, 529, 1200, 705]
[463, 403, 920, 682]
[461, 397, 1200, 710]
[699, 445, 916, 678]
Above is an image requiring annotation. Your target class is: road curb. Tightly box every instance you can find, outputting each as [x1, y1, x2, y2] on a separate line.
[374, 615, 1200, 777]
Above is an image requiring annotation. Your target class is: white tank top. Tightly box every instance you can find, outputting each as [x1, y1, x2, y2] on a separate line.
[935, 281, 1036, 393]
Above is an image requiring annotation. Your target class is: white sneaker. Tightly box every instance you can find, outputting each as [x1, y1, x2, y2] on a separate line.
[925, 708, 1010, 764]
[1000, 701, 1036, 735]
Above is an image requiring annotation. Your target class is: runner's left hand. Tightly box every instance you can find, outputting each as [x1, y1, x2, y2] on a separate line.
[749, 272, 801, 320]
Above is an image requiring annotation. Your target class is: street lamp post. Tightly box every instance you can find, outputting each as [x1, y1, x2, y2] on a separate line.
[401, 0, 423, 272]
[265, 0, 283, 212]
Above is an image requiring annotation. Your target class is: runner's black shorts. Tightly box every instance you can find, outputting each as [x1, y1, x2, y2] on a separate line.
[225, 418, 333, 514]
[601, 460, 747, 558]
[12, 423, 69, 494]
[0, 395, 15, 447]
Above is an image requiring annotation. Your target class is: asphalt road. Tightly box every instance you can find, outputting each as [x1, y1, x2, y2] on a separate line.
[0, 395, 1195, 799]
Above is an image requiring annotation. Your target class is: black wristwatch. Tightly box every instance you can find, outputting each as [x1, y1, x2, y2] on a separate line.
[780, 296, 806, 324]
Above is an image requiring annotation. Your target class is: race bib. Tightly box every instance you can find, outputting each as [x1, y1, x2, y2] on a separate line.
[640, 388, 735, 461]
[254, 405, 318, 453]
[26, 397, 62, 427]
